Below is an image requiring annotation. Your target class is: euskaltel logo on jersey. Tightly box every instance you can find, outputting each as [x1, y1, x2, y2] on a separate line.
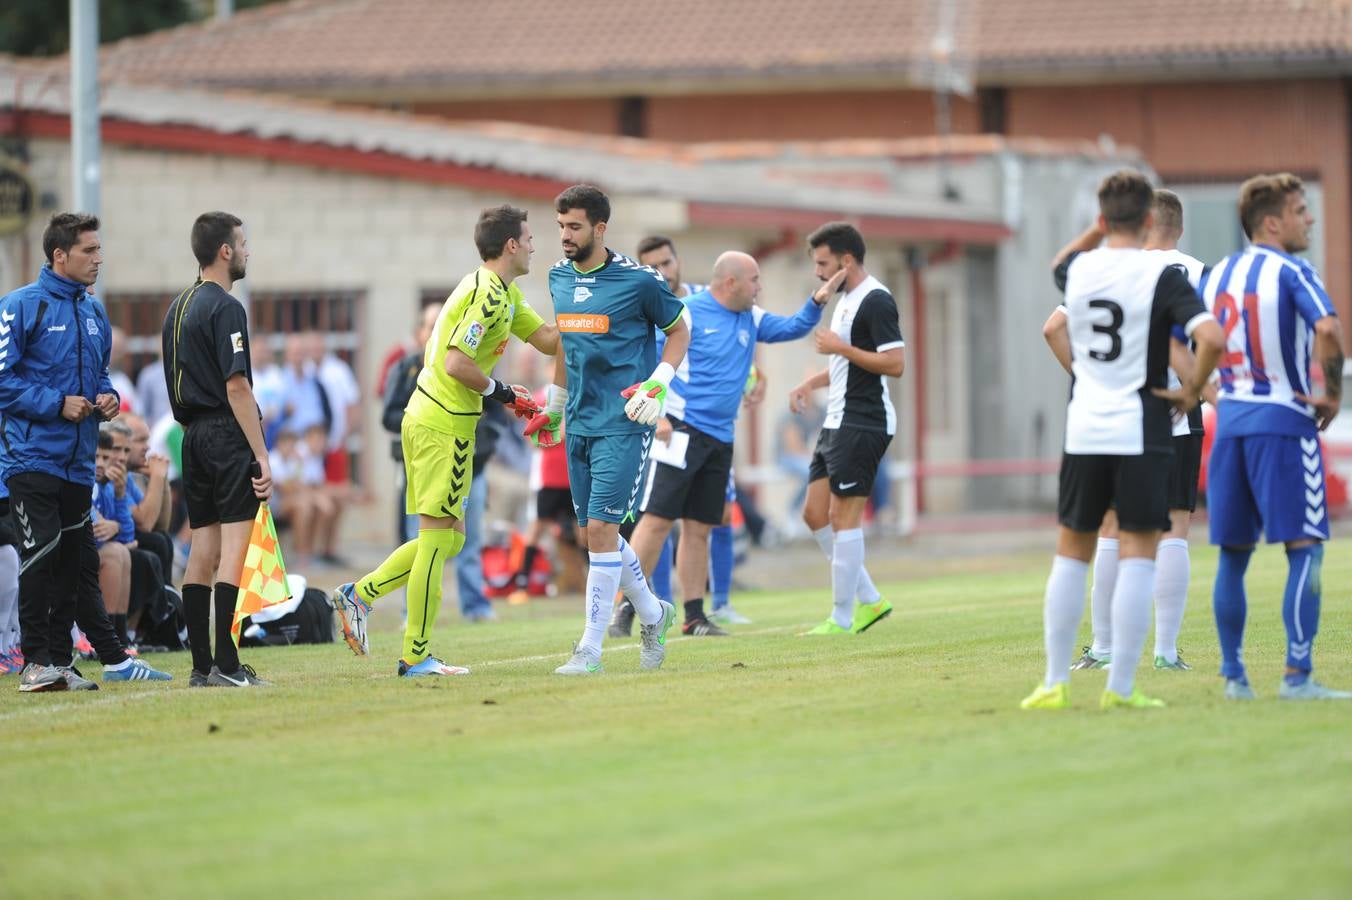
[556, 314, 610, 333]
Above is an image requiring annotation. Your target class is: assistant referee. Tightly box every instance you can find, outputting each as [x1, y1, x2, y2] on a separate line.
[162, 211, 273, 688]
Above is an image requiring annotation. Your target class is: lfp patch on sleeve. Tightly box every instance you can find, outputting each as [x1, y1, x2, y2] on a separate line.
[462, 321, 485, 352]
[231, 331, 244, 353]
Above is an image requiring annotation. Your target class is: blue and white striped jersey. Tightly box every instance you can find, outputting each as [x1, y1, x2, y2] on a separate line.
[1199, 244, 1336, 438]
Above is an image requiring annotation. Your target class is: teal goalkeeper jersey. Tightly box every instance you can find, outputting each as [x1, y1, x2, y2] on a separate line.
[548, 250, 685, 436]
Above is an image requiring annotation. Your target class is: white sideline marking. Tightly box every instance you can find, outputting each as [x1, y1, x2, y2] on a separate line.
[474, 621, 813, 667]
[0, 622, 820, 722]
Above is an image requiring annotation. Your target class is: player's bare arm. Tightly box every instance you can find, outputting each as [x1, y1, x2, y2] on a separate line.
[444, 343, 537, 419]
[1042, 308, 1072, 375]
[224, 372, 272, 501]
[1152, 318, 1224, 415]
[1051, 222, 1106, 270]
[526, 322, 560, 355]
[789, 369, 829, 414]
[1168, 334, 1197, 388]
[813, 328, 904, 378]
[1294, 315, 1344, 431]
[659, 315, 690, 369]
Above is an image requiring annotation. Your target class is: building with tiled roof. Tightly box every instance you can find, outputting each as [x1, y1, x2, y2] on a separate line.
[0, 57, 1145, 526]
[55, 0, 1352, 335]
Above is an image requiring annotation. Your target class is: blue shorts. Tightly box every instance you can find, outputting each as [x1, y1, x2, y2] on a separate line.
[566, 431, 653, 526]
[1207, 433, 1330, 546]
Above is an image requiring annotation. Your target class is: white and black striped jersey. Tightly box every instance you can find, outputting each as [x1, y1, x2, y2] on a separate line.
[1151, 249, 1208, 437]
[823, 275, 904, 435]
[1054, 248, 1213, 456]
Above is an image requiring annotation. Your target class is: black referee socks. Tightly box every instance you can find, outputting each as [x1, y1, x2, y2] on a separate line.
[213, 581, 241, 673]
[181, 583, 214, 674]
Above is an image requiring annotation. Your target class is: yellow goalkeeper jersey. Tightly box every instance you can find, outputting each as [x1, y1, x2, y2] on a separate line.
[404, 266, 545, 435]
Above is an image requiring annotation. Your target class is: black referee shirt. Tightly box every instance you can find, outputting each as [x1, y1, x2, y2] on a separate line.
[161, 280, 253, 425]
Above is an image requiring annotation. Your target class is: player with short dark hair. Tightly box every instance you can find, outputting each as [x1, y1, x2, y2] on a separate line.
[163, 211, 273, 688]
[1045, 188, 1208, 672]
[790, 222, 901, 636]
[334, 205, 557, 677]
[1022, 170, 1224, 711]
[1, 213, 169, 691]
[527, 184, 690, 674]
[1203, 173, 1349, 701]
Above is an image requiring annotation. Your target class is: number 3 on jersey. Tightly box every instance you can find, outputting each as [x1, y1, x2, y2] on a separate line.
[1088, 298, 1123, 362]
[1212, 291, 1269, 390]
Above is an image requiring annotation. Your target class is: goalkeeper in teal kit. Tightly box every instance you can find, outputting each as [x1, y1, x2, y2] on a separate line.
[526, 185, 691, 675]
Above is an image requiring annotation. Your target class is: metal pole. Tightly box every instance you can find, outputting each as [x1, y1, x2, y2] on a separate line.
[69, 0, 100, 219]
[216, 0, 235, 20]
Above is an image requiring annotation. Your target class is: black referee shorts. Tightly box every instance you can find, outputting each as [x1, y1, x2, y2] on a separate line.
[642, 421, 734, 526]
[1058, 451, 1171, 534]
[1168, 433, 1203, 513]
[808, 427, 892, 497]
[182, 414, 259, 529]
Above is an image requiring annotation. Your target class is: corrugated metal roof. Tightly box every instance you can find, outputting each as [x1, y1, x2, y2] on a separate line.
[0, 62, 1097, 230]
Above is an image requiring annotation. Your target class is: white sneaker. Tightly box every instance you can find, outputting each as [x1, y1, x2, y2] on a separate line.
[639, 600, 676, 670]
[1278, 678, 1352, 700]
[334, 583, 370, 656]
[710, 605, 752, 626]
[554, 644, 603, 676]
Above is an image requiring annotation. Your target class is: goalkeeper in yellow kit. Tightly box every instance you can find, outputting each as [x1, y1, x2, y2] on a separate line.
[333, 206, 558, 677]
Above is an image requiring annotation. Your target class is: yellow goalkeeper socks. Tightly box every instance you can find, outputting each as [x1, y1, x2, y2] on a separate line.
[354, 539, 419, 604]
[402, 527, 465, 663]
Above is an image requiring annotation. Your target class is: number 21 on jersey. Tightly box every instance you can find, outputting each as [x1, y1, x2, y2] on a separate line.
[1212, 291, 1269, 391]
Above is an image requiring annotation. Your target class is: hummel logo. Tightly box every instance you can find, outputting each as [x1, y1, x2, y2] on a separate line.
[0, 323, 10, 336]
[0, 310, 13, 322]
[838, 481, 858, 491]
[16, 502, 34, 549]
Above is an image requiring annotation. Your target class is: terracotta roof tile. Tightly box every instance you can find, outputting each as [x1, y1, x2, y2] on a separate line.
[55, 0, 1352, 94]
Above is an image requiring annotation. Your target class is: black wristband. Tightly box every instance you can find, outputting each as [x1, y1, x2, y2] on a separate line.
[487, 380, 516, 405]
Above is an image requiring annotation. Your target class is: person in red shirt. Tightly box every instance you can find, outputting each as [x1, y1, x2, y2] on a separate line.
[508, 392, 579, 603]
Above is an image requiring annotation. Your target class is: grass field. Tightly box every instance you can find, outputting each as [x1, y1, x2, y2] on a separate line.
[2, 541, 1350, 900]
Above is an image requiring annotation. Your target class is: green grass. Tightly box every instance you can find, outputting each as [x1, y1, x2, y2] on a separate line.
[3, 543, 1350, 900]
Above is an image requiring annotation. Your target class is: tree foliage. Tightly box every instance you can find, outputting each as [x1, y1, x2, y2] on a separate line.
[0, 0, 283, 58]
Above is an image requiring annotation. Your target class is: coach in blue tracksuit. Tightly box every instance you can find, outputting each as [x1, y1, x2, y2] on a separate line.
[629, 250, 828, 632]
[0, 213, 126, 691]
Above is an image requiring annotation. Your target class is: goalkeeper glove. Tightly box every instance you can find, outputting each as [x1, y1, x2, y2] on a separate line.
[622, 362, 675, 426]
[481, 379, 540, 419]
[524, 384, 566, 448]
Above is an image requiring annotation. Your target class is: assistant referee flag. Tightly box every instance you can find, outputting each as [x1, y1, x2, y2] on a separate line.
[231, 503, 292, 647]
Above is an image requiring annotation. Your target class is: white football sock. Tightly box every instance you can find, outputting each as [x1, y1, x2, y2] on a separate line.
[579, 551, 622, 656]
[1105, 558, 1156, 698]
[617, 537, 663, 626]
[1089, 537, 1118, 657]
[1043, 555, 1089, 687]
[0, 546, 16, 654]
[1152, 538, 1190, 663]
[830, 529, 865, 629]
[812, 524, 881, 605]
